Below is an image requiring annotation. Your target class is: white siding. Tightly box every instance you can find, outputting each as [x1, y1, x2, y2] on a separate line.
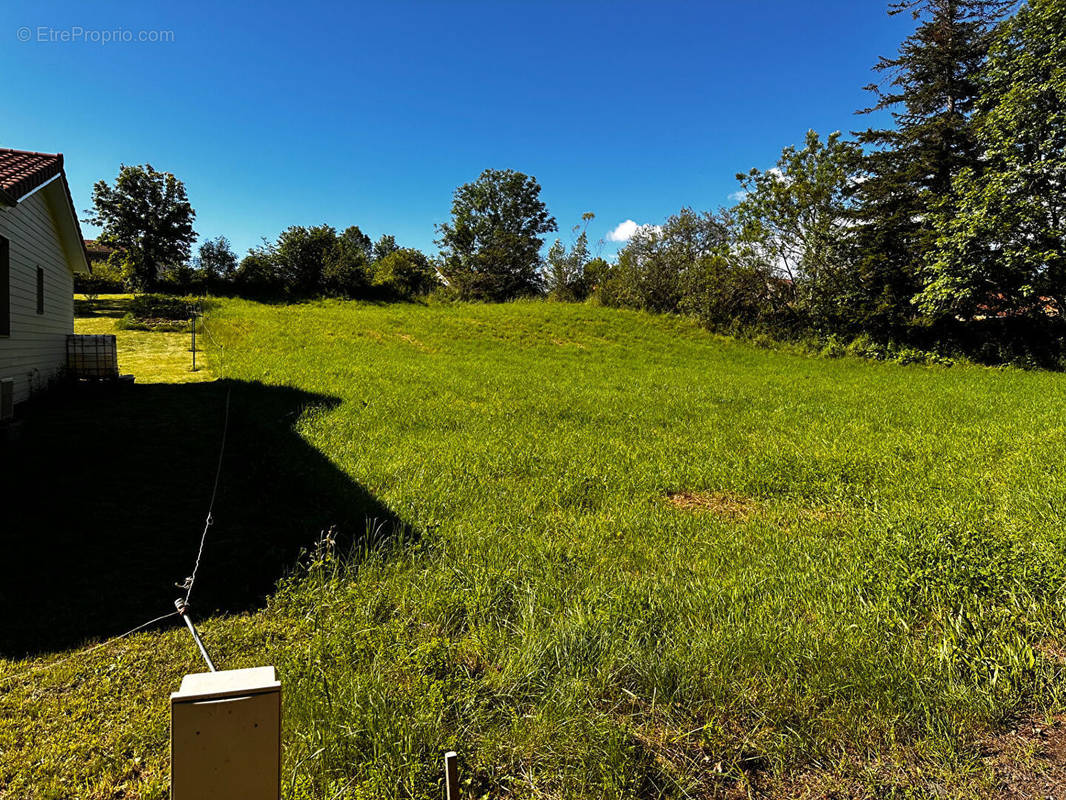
[0, 189, 76, 404]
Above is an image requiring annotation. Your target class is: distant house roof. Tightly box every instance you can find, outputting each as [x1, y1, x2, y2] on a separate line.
[0, 149, 65, 206]
[973, 293, 1062, 320]
[84, 238, 114, 257]
[0, 147, 90, 272]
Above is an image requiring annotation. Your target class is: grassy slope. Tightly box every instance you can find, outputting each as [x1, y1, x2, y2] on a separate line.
[4, 297, 1066, 798]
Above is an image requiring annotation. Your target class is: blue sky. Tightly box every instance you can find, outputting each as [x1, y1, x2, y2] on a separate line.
[1, 1, 912, 260]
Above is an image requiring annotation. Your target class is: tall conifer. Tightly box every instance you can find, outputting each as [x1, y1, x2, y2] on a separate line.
[851, 0, 1013, 334]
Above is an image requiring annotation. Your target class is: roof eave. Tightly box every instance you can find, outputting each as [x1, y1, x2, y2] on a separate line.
[40, 173, 91, 274]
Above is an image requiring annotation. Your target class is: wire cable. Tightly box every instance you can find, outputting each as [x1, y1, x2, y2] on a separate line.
[2, 311, 235, 690]
[197, 312, 225, 379]
[182, 382, 231, 605]
[0, 610, 180, 689]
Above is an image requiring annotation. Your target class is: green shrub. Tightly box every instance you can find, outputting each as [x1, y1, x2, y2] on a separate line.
[844, 333, 883, 360]
[115, 312, 191, 332]
[371, 248, 438, 299]
[819, 334, 847, 358]
[157, 264, 208, 296]
[426, 284, 461, 304]
[75, 258, 126, 294]
[128, 293, 198, 321]
[322, 249, 370, 299]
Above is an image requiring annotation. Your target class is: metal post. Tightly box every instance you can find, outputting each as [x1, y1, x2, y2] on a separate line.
[190, 315, 197, 372]
[445, 751, 459, 800]
[174, 598, 216, 672]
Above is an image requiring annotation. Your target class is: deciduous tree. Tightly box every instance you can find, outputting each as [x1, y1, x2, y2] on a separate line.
[372, 248, 438, 298]
[436, 169, 557, 301]
[275, 225, 338, 296]
[544, 212, 594, 301]
[85, 164, 196, 289]
[920, 0, 1066, 318]
[195, 235, 238, 283]
[734, 131, 861, 330]
[372, 234, 399, 264]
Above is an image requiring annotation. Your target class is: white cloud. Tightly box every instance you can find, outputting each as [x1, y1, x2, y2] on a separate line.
[606, 219, 661, 242]
[606, 219, 640, 242]
[728, 189, 748, 203]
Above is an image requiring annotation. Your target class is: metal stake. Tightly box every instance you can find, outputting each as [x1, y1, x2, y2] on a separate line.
[190, 315, 198, 372]
[174, 598, 216, 672]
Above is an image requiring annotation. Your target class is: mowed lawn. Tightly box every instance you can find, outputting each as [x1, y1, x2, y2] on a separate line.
[73, 294, 211, 383]
[5, 298, 1066, 799]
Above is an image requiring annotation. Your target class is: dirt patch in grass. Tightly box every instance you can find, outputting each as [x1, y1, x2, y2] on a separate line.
[665, 491, 758, 521]
[665, 491, 848, 532]
[981, 712, 1066, 799]
[796, 507, 845, 524]
[397, 333, 433, 352]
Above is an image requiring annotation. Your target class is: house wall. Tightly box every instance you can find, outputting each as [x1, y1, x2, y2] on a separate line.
[0, 189, 75, 404]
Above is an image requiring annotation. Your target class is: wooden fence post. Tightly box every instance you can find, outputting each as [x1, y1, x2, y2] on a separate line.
[445, 751, 459, 800]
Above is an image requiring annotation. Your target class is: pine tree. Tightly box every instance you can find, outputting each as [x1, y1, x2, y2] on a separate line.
[850, 0, 1013, 335]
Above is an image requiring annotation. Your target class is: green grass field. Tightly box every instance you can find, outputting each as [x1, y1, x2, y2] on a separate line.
[4, 297, 1066, 798]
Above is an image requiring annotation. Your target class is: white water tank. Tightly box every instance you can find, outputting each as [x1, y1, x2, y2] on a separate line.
[66, 334, 118, 379]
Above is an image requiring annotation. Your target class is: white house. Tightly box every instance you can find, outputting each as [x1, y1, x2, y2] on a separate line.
[0, 148, 91, 406]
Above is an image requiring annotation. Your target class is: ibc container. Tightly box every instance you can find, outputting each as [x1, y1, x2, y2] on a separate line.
[66, 334, 119, 379]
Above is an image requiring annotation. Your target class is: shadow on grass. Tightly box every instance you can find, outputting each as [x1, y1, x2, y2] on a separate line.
[0, 379, 403, 659]
[73, 295, 130, 319]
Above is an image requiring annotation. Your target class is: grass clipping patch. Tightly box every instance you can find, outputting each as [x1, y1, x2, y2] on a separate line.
[664, 490, 757, 521]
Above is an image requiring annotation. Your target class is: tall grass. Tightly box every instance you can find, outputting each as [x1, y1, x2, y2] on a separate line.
[207, 298, 1066, 797]
[7, 297, 1066, 798]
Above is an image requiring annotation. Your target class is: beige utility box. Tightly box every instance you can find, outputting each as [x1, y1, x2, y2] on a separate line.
[171, 666, 281, 800]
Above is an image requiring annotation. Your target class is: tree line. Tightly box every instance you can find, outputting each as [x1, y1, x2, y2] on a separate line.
[598, 0, 1066, 365]
[80, 167, 438, 302]
[82, 0, 1066, 364]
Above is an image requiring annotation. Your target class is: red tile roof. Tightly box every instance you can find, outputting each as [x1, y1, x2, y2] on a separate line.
[0, 147, 90, 271]
[0, 148, 64, 206]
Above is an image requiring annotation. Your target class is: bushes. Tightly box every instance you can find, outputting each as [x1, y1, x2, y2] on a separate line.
[598, 194, 1066, 369]
[809, 333, 954, 366]
[924, 315, 1066, 369]
[322, 247, 370, 298]
[128, 293, 198, 320]
[112, 294, 201, 332]
[592, 123, 1066, 368]
[75, 258, 126, 296]
[600, 208, 777, 331]
[371, 248, 437, 299]
[141, 224, 437, 303]
[543, 218, 595, 301]
[234, 247, 285, 297]
[157, 264, 208, 296]
[230, 226, 437, 302]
